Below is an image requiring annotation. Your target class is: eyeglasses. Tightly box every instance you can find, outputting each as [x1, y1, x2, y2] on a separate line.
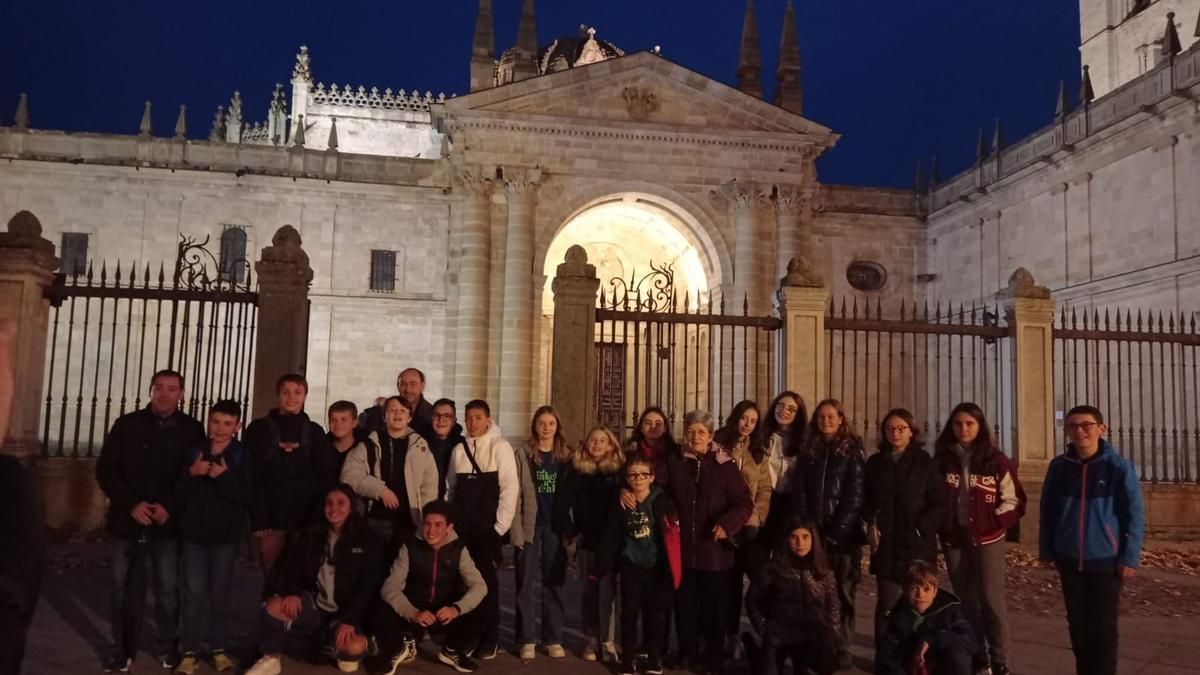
[884, 425, 911, 434]
[626, 472, 652, 480]
[432, 413, 455, 421]
[776, 403, 800, 414]
[1065, 422, 1101, 432]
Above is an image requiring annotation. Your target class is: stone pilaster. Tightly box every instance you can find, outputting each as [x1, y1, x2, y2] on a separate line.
[775, 257, 828, 410]
[0, 211, 59, 459]
[453, 169, 493, 401]
[720, 179, 771, 404]
[550, 246, 600, 442]
[773, 185, 815, 288]
[252, 225, 313, 420]
[1000, 267, 1056, 483]
[498, 169, 540, 435]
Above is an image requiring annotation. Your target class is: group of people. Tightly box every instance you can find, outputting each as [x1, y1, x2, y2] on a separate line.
[93, 365, 1146, 675]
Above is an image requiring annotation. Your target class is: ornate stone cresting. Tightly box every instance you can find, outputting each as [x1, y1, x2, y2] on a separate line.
[622, 87, 660, 121]
[310, 83, 447, 111]
[780, 256, 824, 288]
[999, 267, 1050, 300]
[293, 45, 312, 82]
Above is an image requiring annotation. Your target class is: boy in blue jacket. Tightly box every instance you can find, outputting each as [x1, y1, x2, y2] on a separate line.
[1039, 404, 1144, 675]
[174, 400, 252, 674]
[877, 561, 976, 675]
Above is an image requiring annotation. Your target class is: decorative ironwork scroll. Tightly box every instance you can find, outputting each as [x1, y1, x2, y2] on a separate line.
[174, 235, 252, 293]
[604, 260, 675, 313]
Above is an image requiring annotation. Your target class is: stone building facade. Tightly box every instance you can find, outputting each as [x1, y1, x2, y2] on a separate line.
[1, 0, 1197, 439]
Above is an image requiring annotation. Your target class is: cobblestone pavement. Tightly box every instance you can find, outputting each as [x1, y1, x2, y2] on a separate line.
[22, 543, 1200, 674]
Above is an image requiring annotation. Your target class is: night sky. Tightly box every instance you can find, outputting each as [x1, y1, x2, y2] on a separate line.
[1, 0, 1081, 188]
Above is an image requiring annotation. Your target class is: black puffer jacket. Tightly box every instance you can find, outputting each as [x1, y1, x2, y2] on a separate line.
[96, 407, 206, 540]
[746, 555, 840, 645]
[265, 520, 384, 627]
[863, 445, 946, 581]
[245, 409, 338, 531]
[790, 434, 866, 552]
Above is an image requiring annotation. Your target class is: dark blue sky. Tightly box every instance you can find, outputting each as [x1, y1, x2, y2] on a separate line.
[1, 0, 1080, 188]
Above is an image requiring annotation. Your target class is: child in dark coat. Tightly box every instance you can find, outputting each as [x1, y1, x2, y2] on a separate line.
[745, 518, 840, 675]
[877, 561, 977, 675]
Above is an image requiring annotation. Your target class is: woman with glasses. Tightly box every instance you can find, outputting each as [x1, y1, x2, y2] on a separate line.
[863, 408, 947, 647]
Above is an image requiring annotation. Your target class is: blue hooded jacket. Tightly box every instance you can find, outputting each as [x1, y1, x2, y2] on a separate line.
[1039, 439, 1144, 571]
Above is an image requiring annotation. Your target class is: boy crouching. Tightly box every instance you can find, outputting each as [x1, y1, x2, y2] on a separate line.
[373, 500, 485, 674]
[876, 561, 977, 675]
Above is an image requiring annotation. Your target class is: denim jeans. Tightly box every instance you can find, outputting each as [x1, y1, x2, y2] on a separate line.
[515, 527, 567, 645]
[576, 548, 616, 644]
[109, 537, 180, 659]
[180, 542, 238, 653]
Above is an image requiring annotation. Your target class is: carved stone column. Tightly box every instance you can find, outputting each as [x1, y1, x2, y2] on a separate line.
[498, 169, 540, 435]
[719, 179, 770, 404]
[550, 246, 600, 442]
[0, 211, 59, 459]
[775, 257, 829, 410]
[252, 226, 314, 419]
[453, 170, 493, 400]
[1000, 267, 1055, 545]
[773, 185, 815, 289]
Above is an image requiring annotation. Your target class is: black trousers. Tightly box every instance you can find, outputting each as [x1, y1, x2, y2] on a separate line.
[827, 545, 861, 656]
[675, 568, 730, 670]
[759, 634, 839, 675]
[1059, 564, 1123, 675]
[371, 600, 480, 655]
[458, 528, 501, 651]
[619, 561, 672, 662]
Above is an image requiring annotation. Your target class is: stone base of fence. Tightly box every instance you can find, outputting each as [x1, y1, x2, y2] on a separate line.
[36, 458, 105, 533]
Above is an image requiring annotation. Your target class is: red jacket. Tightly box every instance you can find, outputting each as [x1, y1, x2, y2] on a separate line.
[937, 449, 1026, 547]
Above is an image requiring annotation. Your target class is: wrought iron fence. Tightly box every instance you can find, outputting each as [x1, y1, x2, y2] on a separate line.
[42, 236, 259, 458]
[826, 297, 1015, 455]
[593, 265, 780, 439]
[1054, 307, 1199, 483]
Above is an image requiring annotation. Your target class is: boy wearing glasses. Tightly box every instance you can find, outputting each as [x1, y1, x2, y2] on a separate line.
[1039, 405, 1144, 675]
[596, 455, 681, 675]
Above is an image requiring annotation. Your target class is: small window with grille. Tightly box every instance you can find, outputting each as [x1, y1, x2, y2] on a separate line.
[370, 250, 398, 292]
[219, 226, 248, 283]
[60, 232, 89, 276]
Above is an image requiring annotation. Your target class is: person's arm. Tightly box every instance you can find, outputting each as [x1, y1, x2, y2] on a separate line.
[340, 441, 386, 499]
[310, 426, 339, 495]
[494, 439, 519, 535]
[245, 421, 271, 531]
[828, 448, 866, 546]
[744, 573, 771, 634]
[1038, 461, 1059, 562]
[95, 417, 142, 512]
[510, 447, 534, 548]
[789, 457, 809, 522]
[749, 456, 772, 528]
[342, 535, 385, 628]
[916, 455, 948, 540]
[716, 464, 754, 536]
[0, 319, 14, 447]
[453, 545, 488, 614]
[993, 454, 1026, 530]
[409, 436, 440, 527]
[444, 444, 461, 502]
[213, 447, 254, 507]
[1116, 456, 1145, 572]
[380, 545, 420, 619]
[927, 604, 978, 657]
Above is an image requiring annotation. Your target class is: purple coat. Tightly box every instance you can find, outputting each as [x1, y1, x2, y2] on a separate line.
[662, 444, 753, 572]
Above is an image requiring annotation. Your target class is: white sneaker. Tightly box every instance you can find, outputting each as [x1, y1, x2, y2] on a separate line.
[245, 656, 282, 675]
[601, 641, 619, 663]
[582, 641, 598, 662]
[519, 644, 536, 660]
[545, 644, 566, 658]
[336, 659, 359, 673]
[382, 638, 417, 675]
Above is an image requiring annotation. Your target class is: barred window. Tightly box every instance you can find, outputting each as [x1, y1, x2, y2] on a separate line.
[60, 232, 89, 276]
[370, 250, 397, 292]
[219, 226, 248, 283]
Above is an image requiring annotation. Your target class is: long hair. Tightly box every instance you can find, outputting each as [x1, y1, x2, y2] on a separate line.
[802, 398, 858, 458]
[575, 425, 625, 475]
[628, 406, 679, 454]
[714, 399, 766, 463]
[527, 405, 571, 465]
[934, 402, 1000, 475]
[763, 391, 807, 458]
[320, 484, 369, 556]
[774, 515, 831, 578]
[876, 407, 925, 455]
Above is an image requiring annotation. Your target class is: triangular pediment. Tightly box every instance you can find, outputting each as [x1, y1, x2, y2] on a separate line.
[444, 51, 836, 140]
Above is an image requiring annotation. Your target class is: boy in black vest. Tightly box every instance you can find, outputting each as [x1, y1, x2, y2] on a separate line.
[373, 500, 486, 674]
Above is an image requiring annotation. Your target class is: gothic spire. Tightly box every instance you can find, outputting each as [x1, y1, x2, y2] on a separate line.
[930, 156, 942, 186]
[975, 129, 988, 162]
[991, 118, 1004, 153]
[469, 0, 496, 92]
[327, 117, 339, 152]
[1055, 79, 1072, 117]
[139, 101, 153, 137]
[914, 158, 927, 194]
[774, 0, 803, 114]
[1162, 11, 1182, 58]
[174, 105, 187, 140]
[1195, 4, 1200, 38]
[1079, 65, 1095, 104]
[13, 93, 28, 131]
[737, 0, 764, 99]
[511, 0, 540, 82]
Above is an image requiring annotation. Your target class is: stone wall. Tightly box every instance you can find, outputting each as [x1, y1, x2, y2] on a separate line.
[1079, 0, 1200, 97]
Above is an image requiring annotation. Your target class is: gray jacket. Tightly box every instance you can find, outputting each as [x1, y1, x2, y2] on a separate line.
[340, 429, 439, 531]
[509, 443, 539, 548]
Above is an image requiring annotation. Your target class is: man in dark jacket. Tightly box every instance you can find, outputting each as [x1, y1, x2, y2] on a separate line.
[1039, 405, 1144, 675]
[373, 500, 485, 674]
[96, 369, 206, 672]
[359, 368, 435, 439]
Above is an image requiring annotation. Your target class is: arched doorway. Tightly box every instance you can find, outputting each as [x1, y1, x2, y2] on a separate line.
[537, 192, 721, 412]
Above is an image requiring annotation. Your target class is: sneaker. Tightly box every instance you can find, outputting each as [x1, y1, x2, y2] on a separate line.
[545, 644, 566, 658]
[601, 641, 620, 663]
[337, 659, 361, 673]
[519, 644, 536, 660]
[211, 650, 235, 672]
[159, 652, 182, 670]
[382, 639, 418, 675]
[581, 641, 598, 662]
[175, 653, 199, 675]
[618, 658, 637, 675]
[644, 657, 665, 675]
[468, 644, 496, 661]
[103, 655, 132, 673]
[245, 655, 283, 675]
[438, 648, 477, 673]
